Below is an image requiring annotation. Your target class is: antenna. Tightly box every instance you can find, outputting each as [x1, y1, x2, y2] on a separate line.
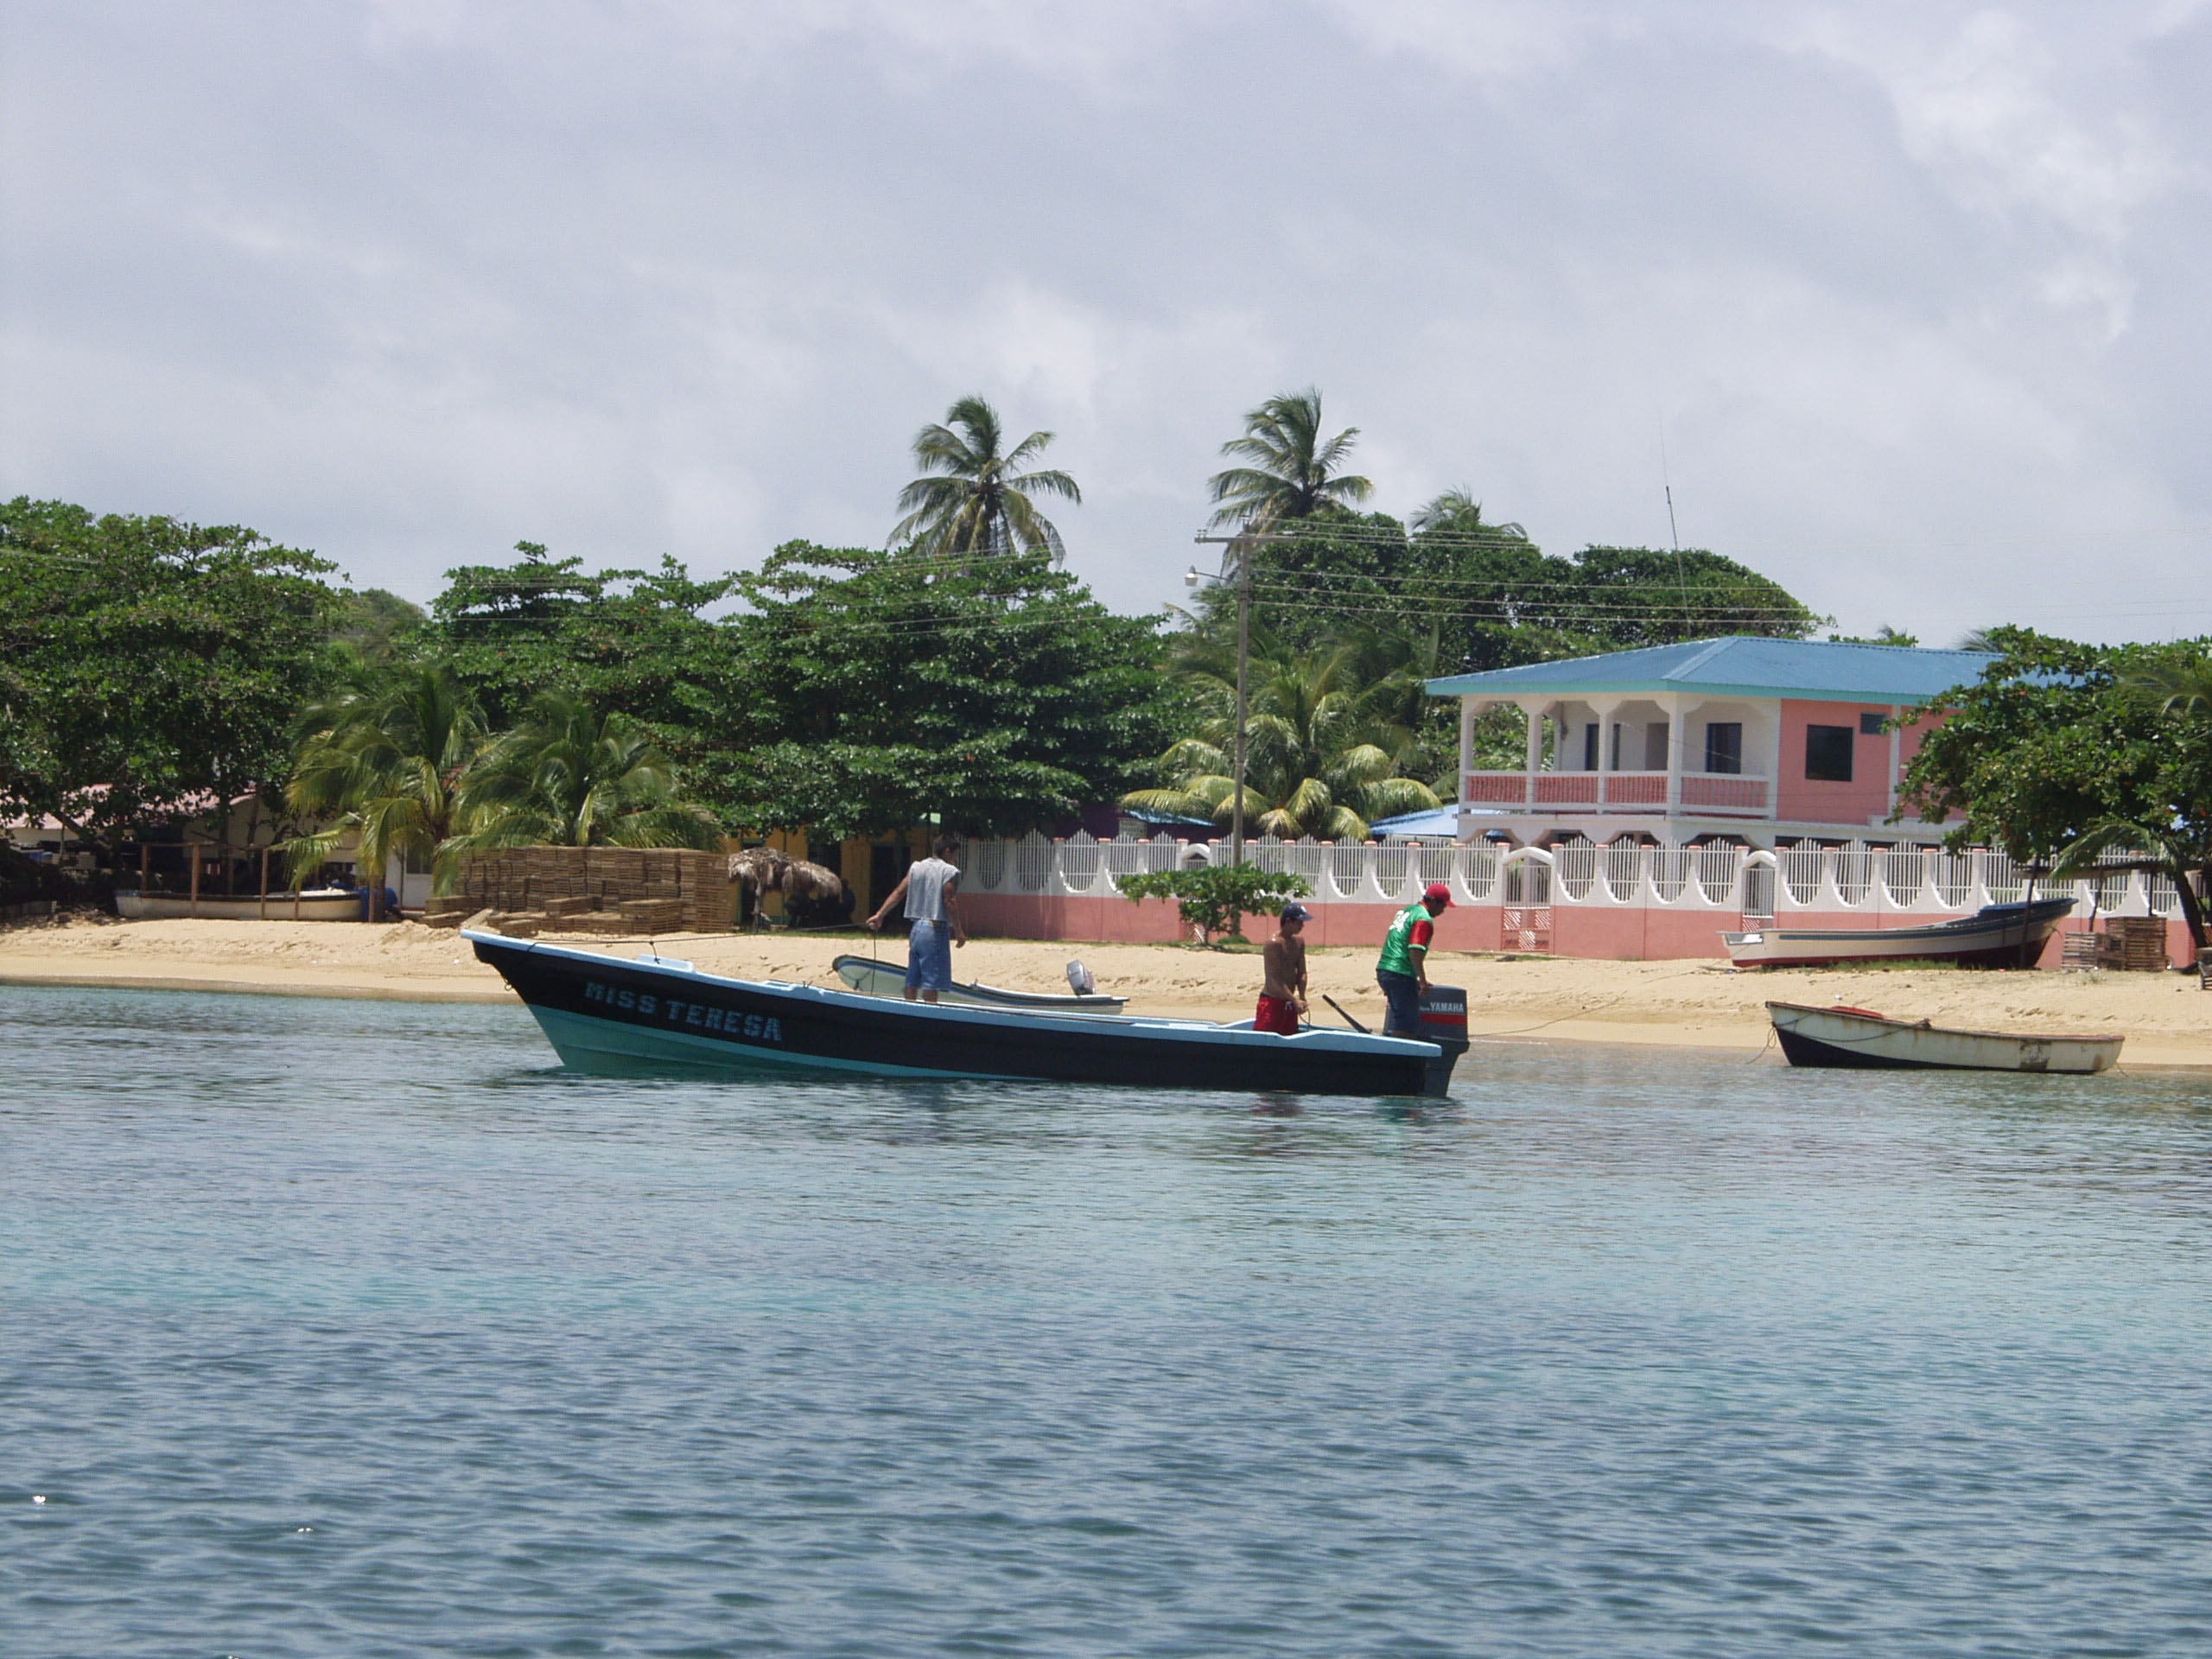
[1659, 417, 1692, 635]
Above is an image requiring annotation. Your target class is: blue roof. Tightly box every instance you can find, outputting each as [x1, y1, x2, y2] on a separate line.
[1426, 636, 1995, 706]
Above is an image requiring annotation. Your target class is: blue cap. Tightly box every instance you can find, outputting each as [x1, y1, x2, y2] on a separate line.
[1279, 901, 1311, 924]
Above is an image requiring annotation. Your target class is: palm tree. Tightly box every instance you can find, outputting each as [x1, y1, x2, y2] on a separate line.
[283, 657, 486, 899]
[450, 691, 724, 854]
[890, 395, 1081, 560]
[1206, 389, 1373, 530]
[1120, 632, 1440, 840]
[1410, 487, 1527, 541]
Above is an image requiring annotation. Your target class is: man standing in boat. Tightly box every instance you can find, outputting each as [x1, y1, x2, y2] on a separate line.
[1255, 901, 1311, 1034]
[1376, 882, 1450, 1038]
[867, 834, 967, 1003]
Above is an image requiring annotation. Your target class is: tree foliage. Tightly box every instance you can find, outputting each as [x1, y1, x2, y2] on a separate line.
[1116, 863, 1312, 946]
[1122, 627, 1440, 839]
[0, 497, 337, 851]
[1207, 388, 1373, 529]
[1899, 627, 2212, 949]
[453, 690, 725, 854]
[724, 543, 1176, 839]
[283, 658, 487, 890]
[891, 396, 1081, 561]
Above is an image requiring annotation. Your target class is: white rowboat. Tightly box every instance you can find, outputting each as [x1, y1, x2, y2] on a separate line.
[1767, 1001, 2123, 1073]
[116, 888, 365, 922]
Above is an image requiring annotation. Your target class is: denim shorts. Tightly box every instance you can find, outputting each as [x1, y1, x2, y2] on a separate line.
[906, 918, 954, 992]
[1376, 968, 1422, 1036]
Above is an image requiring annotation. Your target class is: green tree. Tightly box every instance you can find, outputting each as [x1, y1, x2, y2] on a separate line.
[726, 543, 1174, 838]
[0, 498, 337, 860]
[1207, 388, 1373, 529]
[890, 396, 1081, 560]
[282, 658, 486, 894]
[328, 588, 428, 660]
[422, 542, 750, 818]
[452, 691, 724, 853]
[1116, 863, 1312, 947]
[1899, 628, 2212, 951]
[1121, 629, 1440, 839]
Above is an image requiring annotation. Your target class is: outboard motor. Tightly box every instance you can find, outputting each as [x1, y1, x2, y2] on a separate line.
[1416, 984, 1471, 1096]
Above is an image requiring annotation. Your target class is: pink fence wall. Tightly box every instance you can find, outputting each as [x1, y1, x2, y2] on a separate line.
[963, 893, 2198, 969]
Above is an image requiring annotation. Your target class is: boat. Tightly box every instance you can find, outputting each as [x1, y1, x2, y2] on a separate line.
[831, 952, 1128, 1013]
[1767, 1001, 2123, 1072]
[469, 931, 1471, 1097]
[1722, 896, 2076, 969]
[116, 887, 365, 921]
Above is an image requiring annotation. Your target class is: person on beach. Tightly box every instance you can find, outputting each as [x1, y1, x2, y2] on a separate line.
[1255, 901, 1311, 1035]
[1376, 882, 1450, 1038]
[867, 836, 967, 1003]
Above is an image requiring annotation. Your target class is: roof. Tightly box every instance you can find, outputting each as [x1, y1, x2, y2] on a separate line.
[1426, 636, 1996, 706]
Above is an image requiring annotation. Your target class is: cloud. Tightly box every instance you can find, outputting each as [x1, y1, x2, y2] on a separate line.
[3, 0, 2209, 643]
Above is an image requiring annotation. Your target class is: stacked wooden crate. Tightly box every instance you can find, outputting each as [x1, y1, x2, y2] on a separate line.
[2107, 917, 2172, 971]
[438, 846, 734, 933]
[2061, 918, 2172, 971]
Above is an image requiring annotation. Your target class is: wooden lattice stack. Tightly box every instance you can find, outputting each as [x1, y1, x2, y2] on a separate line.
[2062, 918, 2172, 972]
[432, 846, 735, 934]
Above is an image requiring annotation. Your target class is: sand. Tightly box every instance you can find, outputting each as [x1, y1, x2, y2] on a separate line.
[4, 915, 2209, 1070]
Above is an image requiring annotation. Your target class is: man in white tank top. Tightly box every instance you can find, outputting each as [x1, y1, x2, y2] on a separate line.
[867, 835, 966, 1002]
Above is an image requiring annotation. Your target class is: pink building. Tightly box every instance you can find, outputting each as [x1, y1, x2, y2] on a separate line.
[1433, 635, 1995, 849]
[944, 638, 2192, 965]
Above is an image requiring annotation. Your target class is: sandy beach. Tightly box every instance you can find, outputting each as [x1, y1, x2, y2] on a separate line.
[5, 914, 2209, 1069]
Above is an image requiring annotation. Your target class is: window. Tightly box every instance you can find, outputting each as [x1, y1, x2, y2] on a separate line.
[1583, 722, 1599, 771]
[1609, 723, 1623, 770]
[1859, 711, 1886, 736]
[1703, 721, 1743, 775]
[1643, 721, 1669, 770]
[1804, 724, 1854, 782]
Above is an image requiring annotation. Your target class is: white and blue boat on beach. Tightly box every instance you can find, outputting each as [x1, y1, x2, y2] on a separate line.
[468, 930, 1471, 1097]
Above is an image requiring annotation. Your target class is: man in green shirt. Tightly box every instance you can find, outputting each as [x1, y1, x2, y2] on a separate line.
[1376, 882, 1450, 1038]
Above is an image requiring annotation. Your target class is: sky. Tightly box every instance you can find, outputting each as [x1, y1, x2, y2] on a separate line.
[4, 0, 2210, 645]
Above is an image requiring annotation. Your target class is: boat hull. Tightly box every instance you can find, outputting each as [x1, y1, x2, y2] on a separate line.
[471, 932, 1466, 1097]
[117, 889, 364, 921]
[1767, 1001, 2122, 1072]
[830, 953, 1128, 1013]
[1723, 897, 2076, 969]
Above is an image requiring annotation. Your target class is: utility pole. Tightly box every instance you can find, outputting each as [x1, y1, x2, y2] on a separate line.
[1191, 527, 1290, 868]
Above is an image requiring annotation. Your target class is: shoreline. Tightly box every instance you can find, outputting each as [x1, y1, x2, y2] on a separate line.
[5, 917, 2208, 1070]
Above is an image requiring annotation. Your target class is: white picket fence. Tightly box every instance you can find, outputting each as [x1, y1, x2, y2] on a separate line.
[958, 832, 2192, 919]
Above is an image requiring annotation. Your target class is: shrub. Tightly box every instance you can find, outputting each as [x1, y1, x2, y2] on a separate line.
[1116, 862, 1312, 945]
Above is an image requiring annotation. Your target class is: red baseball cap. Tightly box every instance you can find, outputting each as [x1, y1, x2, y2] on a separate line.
[1423, 881, 1452, 907]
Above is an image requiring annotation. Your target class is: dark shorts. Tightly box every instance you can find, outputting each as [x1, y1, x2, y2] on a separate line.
[1376, 969, 1421, 1036]
[1255, 994, 1300, 1035]
[906, 919, 953, 992]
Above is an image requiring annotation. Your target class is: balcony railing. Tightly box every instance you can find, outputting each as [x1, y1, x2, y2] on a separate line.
[1461, 771, 1770, 817]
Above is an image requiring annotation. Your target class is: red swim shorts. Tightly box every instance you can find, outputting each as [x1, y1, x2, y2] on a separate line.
[1255, 995, 1301, 1035]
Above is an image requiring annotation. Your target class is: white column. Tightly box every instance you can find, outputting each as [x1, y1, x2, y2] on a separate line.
[1663, 694, 1685, 817]
[1522, 702, 1542, 775]
[1886, 704, 1903, 820]
[1588, 697, 1621, 807]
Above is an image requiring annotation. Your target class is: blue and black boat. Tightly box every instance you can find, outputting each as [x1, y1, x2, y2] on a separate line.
[468, 931, 1471, 1098]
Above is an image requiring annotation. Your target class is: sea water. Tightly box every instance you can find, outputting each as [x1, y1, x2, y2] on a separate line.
[4, 984, 2210, 1657]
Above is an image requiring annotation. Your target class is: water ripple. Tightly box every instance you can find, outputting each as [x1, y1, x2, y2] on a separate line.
[4, 984, 2211, 1656]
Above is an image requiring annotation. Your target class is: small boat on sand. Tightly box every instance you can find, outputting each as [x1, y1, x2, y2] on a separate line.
[1723, 896, 2075, 970]
[832, 953, 1128, 1013]
[470, 931, 1471, 1097]
[1767, 1001, 2123, 1072]
[117, 887, 363, 921]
